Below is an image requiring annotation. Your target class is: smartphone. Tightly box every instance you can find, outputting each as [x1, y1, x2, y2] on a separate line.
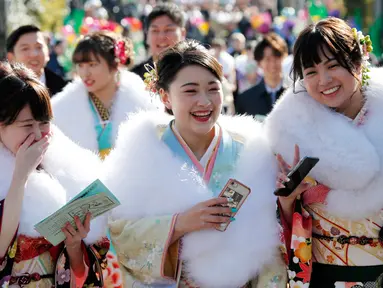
[274, 156, 319, 197]
[215, 179, 251, 232]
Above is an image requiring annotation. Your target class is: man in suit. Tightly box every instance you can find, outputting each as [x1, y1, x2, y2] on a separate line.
[6, 25, 67, 97]
[236, 33, 288, 118]
[131, 2, 186, 80]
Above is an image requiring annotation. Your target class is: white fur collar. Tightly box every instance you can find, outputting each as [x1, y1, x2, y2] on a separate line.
[0, 125, 105, 244]
[51, 69, 160, 152]
[264, 68, 383, 219]
[101, 111, 280, 288]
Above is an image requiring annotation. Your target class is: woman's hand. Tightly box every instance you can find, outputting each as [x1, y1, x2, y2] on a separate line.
[172, 197, 235, 242]
[13, 133, 50, 182]
[276, 145, 311, 205]
[62, 213, 91, 278]
[276, 145, 312, 226]
[62, 212, 91, 249]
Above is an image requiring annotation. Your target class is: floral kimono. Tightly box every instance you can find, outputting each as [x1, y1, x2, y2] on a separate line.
[0, 126, 109, 287]
[101, 111, 287, 288]
[264, 68, 383, 287]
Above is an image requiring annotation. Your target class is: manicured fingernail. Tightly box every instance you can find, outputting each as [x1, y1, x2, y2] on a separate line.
[231, 208, 237, 213]
[230, 217, 236, 221]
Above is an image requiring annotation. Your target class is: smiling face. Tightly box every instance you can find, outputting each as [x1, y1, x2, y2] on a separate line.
[76, 53, 117, 94]
[0, 105, 51, 155]
[7, 32, 49, 77]
[302, 46, 362, 110]
[147, 15, 186, 58]
[161, 65, 223, 139]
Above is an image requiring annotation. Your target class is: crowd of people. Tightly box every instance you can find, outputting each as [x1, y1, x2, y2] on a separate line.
[1, 1, 383, 288]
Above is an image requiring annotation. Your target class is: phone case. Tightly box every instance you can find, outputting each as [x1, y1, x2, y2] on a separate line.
[274, 156, 319, 197]
[215, 179, 251, 232]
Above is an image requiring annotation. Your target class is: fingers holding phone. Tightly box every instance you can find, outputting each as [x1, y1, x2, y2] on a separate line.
[175, 197, 235, 237]
[274, 145, 319, 202]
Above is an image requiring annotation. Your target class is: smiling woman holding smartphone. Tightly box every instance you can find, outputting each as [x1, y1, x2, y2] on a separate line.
[101, 40, 287, 288]
[265, 17, 383, 287]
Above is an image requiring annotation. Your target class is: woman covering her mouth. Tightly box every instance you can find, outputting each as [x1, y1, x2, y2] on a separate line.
[0, 61, 108, 287]
[264, 17, 383, 287]
[100, 40, 287, 288]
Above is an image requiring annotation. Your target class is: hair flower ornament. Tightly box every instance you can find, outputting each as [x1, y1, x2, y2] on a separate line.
[143, 63, 158, 94]
[114, 40, 127, 64]
[352, 28, 373, 86]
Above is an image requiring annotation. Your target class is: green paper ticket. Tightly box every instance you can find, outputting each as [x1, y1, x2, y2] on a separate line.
[34, 179, 119, 246]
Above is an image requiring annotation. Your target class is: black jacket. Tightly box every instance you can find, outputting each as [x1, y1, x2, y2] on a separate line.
[131, 57, 154, 80]
[45, 68, 68, 97]
[235, 80, 286, 117]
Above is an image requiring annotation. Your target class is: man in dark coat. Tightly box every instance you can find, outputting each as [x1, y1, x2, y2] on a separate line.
[236, 33, 288, 118]
[7, 25, 67, 97]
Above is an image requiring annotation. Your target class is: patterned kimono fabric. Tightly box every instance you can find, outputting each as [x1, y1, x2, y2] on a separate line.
[103, 112, 287, 288]
[277, 107, 383, 288]
[0, 127, 109, 288]
[161, 121, 244, 287]
[89, 94, 123, 288]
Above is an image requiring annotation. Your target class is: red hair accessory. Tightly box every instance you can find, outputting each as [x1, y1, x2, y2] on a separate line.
[114, 40, 127, 64]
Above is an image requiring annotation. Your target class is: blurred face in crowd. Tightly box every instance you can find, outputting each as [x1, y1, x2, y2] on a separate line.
[0, 105, 51, 155]
[7, 32, 49, 78]
[76, 53, 118, 95]
[147, 15, 186, 59]
[259, 47, 284, 80]
[54, 42, 65, 56]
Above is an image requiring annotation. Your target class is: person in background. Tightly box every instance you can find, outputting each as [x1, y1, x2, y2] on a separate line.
[210, 38, 237, 114]
[6, 25, 67, 97]
[52, 31, 158, 288]
[47, 39, 66, 79]
[236, 33, 288, 118]
[131, 2, 186, 80]
[228, 32, 246, 58]
[235, 41, 261, 94]
[52, 31, 156, 160]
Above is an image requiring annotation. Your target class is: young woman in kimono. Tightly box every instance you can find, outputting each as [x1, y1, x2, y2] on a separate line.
[51, 31, 158, 159]
[101, 40, 287, 288]
[264, 17, 383, 287]
[51, 32, 159, 287]
[0, 62, 109, 287]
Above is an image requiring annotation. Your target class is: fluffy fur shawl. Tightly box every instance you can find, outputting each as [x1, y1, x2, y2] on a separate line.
[51, 70, 160, 152]
[101, 111, 280, 288]
[264, 68, 383, 219]
[0, 126, 105, 244]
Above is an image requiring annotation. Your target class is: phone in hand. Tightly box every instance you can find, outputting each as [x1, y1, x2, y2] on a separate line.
[274, 156, 319, 197]
[215, 179, 251, 232]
